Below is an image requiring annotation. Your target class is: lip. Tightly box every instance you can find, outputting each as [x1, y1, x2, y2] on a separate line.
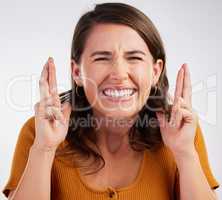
[99, 84, 138, 103]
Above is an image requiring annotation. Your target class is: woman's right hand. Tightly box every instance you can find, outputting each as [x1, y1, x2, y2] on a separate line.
[33, 57, 72, 151]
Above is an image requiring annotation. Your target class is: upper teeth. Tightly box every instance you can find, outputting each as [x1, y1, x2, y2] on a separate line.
[103, 89, 135, 97]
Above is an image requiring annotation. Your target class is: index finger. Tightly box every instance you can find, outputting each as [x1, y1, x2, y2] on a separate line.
[182, 63, 192, 108]
[39, 61, 50, 100]
[48, 57, 58, 95]
[174, 65, 184, 103]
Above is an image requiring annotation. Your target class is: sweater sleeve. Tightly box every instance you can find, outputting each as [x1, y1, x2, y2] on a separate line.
[174, 119, 220, 199]
[194, 120, 220, 189]
[2, 116, 36, 198]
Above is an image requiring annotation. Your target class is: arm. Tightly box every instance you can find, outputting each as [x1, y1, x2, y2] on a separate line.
[174, 148, 217, 200]
[156, 64, 219, 200]
[7, 57, 71, 199]
[9, 146, 55, 200]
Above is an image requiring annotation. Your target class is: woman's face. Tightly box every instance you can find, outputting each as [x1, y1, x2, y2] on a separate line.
[72, 23, 163, 120]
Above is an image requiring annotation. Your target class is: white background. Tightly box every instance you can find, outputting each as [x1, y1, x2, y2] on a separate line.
[0, 0, 221, 199]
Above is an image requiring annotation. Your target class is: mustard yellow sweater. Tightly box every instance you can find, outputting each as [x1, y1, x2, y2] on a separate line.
[3, 116, 219, 199]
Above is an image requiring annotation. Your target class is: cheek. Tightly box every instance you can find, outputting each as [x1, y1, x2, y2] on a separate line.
[132, 65, 153, 104]
[82, 77, 98, 106]
[133, 65, 153, 90]
[82, 68, 105, 105]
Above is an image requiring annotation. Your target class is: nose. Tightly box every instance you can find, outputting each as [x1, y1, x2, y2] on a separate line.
[109, 58, 128, 81]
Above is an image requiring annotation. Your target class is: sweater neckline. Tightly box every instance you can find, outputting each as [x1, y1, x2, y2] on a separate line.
[75, 149, 147, 193]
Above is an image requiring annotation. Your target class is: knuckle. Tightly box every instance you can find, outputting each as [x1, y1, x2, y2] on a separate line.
[51, 87, 57, 94]
[178, 97, 184, 103]
[42, 96, 52, 103]
[45, 96, 52, 104]
[39, 78, 45, 85]
[53, 95, 61, 105]
[52, 93, 59, 99]
[34, 102, 40, 111]
[34, 102, 40, 108]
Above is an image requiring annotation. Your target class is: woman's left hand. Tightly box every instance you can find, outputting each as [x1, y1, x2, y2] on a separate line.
[156, 63, 198, 156]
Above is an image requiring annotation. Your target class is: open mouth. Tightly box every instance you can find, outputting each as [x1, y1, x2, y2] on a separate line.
[103, 88, 136, 97]
[101, 88, 137, 102]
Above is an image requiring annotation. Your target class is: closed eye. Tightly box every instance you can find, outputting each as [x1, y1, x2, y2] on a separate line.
[128, 57, 143, 61]
[94, 57, 110, 61]
[94, 57, 143, 62]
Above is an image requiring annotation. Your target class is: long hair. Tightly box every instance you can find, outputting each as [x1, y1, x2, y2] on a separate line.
[56, 2, 171, 175]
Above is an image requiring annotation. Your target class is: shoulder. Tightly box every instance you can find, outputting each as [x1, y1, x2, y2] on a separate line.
[20, 116, 35, 135]
[23, 115, 35, 129]
[16, 116, 36, 146]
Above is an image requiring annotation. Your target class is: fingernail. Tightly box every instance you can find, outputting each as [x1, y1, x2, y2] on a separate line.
[183, 63, 188, 69]
[48, 57, 54, 63]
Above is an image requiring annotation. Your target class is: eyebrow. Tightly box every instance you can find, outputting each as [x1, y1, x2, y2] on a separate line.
[90, 50, 146, 57]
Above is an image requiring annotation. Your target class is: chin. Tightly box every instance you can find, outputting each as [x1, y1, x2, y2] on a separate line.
[97, 108, 139, 120]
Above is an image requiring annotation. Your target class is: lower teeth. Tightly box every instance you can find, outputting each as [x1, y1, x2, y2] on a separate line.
[102, 90, 136, 98]
[108, 95, 129, 97]
[104, 93, 134, 98]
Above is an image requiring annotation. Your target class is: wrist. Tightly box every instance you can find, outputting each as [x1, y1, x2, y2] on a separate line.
[171, 144, 197, 159]
[30, 144, 57, 158]
[32, 141, 58, 153]
[29, 144, 56, 166]
[173, 147, 199, 168]
[26, 145, 56, 174]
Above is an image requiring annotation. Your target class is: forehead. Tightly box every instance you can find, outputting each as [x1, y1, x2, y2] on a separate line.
[84, 23, 149, 53]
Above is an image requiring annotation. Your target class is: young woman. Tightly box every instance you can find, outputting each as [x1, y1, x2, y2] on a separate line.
[3, 2, 219, 200]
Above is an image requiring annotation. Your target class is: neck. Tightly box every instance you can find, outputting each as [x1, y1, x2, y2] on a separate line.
[93, 114, 138, 157]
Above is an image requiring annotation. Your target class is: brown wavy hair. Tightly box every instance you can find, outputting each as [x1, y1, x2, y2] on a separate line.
[56, 2, 171, 175]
